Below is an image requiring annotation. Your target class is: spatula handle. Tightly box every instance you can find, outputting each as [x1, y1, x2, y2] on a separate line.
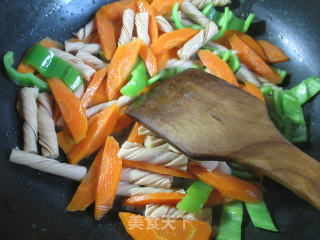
[231, 140, 320, 210]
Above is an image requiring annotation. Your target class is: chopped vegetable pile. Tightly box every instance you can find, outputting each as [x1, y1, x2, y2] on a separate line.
[3, 0, 320, 239]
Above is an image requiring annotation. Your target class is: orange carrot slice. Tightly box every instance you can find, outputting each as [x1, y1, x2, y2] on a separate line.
[67, 148, 103, 211]
[240, 81, 265, 103]
[112, 107, 134, 134]
[90, 80, 109, 106]
[53, 100, 61, 124]
[258, 40, 290, 63]
[204, 189, 235, 207]
[136, 0, 158, 43]
[107, 39, 143, 100]
[48, 78, 87, 143]
[39, 37, 61, 49]
[122, 192, 186, 207]
[150, 28, 199, 56]
[214, 30, 241, 48]
[151, 0, 184, 16]
[81, 68, 108, 108]
[155, 51, 169, 71]
[140, 43, 157, 77]
[168, 48, 179, 59]
[119, 212, 213, 240]
[198, 50, 239, 86]
[188, 162, 263, 203]
[95, 137, 122, 220]
[228, 34, 282, 83]
[239, 34, 268, 61]
[57, 130, 76, 154]
[67, 103, 119, 164]
[122, 159, 196, 179]
[95, 12, 116, 60]
[127, 122, 146, 144]
[98, 0, 136, 22]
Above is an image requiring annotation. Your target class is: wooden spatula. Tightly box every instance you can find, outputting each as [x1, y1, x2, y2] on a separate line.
[126, 69, 320, 210]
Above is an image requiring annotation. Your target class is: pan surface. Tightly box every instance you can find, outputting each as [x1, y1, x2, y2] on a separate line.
[0, 0, 319, 239]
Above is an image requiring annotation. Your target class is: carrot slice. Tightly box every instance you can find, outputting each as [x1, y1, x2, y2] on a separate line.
[204, 189, 235, 207]
[198, 50, 239, 86]
[112, 106, 134, 134]
[39, 37, 61, 49]
[119, 212, 213, 240]
[168, 48, 179, 59]
[122, 192, 186, 207]
[229, 34, 282, 83]
[57, 130, 76, 154]
[155, 51, 169, 71]
[67, 148, 103, 211]
[67, 103, 119, 164]
[188, 162, 263, 203]
[95, 12, 116, 60]
[258, 40, 290, 63]
[214, 30, 241, 48]
[150, 28, 199, 56]
[240, 81, 265, 102]
[81, 68, 108, 108]
[123, 159, 196, 179]
[151, 0, 184, 16]
[90, 80, 109, 106]
[136, 0, 158, 43]
[95, 137, 122, 220]
[239, 34, 268, 61]
[107, 39, 143, 100]
[98, 0, 136, 22]
[127, 122, 146, 144]
[48, 78, 87, 143]
[140, 43, 157, 77]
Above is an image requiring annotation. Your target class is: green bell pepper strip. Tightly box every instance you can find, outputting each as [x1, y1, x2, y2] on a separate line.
[176, 180, 213, 214]
[243, 13, 256, 33]
[272, 67, 288, 82]
[172, 3, 203, 30]
[286, 76, 320, 105]
[24, 44, 83, 92]
[228, 54, 240, 73]
[120, 58, 149, 98]
[3, 51, 50, 92]
[216, 202, 243, 240]
[245, 201, 278, 232]
[260, 85, 273, 95]
[211, 7, 231, 41]
[205, 7, 255, 33]
[202, 2, 214, 16]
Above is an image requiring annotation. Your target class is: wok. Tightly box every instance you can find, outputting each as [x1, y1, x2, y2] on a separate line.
[0, 0, 319, 239]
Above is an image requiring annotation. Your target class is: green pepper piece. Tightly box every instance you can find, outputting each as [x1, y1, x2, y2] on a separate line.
[272, 67, 288, 82]
[228, 54, 240, 72]
[202, 2, 214, 16]
[211, 7, 231, 41]
[232, 169, 257, 180]
[216, 202, 243, 240]
[99, 50, 108, 62]
[286, 76, 320, 105]
[172, 3, 203, 30]
[3, 51, 50, 92]
[205, 7, 255, 33]
[24, 44, 83, 91]
[245, 201, 278, 232]
[260, 85, 273, 95]
[176, 180, 213, 214]
[120, 59, 149, 98]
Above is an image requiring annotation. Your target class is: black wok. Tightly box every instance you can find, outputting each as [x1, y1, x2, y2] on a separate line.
[0, 0, 319, 239]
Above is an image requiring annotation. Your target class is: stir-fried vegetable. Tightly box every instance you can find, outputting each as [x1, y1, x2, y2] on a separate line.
[216, 202, 243, 240]
[4, 51, 50, 92]
[24, 44, 83, 91]
[245, 201, 278, 232]
[177, 181, 213, 214]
